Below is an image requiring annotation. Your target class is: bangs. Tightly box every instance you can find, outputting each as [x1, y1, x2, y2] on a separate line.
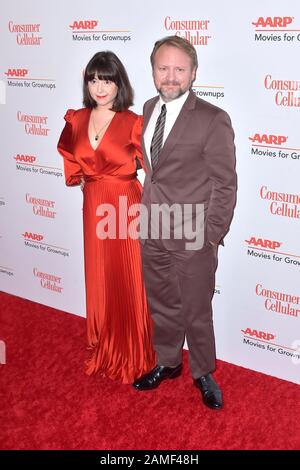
[85, 65, 119, 84]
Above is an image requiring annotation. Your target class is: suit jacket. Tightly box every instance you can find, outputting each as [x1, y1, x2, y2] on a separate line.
[140, 90, 237, 251]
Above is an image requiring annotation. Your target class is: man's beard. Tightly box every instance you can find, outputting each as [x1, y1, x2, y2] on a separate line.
[157, 81, 187, 102]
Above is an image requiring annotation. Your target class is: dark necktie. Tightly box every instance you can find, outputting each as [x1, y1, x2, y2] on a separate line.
[150, 104, 167, 168]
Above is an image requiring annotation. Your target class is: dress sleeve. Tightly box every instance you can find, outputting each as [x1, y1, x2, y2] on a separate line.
[57, 109, 83, 186]
[131, 115, 146, 171]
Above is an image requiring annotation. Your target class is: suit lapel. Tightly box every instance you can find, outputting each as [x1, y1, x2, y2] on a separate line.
[153, 91, 196, 173]
[142, 96, 159, 173]
[142, 91, 197, 173]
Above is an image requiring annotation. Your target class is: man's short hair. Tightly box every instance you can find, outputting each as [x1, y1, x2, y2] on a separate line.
[150, 35, 198, 70]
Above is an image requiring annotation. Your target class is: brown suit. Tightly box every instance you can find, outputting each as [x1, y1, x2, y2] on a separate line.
[140, 90, 237, 378]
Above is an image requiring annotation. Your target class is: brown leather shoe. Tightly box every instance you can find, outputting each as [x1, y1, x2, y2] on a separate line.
[133, 364, 182, 390]
[194, 374, 223, 409]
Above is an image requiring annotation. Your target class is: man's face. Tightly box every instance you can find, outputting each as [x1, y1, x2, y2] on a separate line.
[152, 45, 196, 102]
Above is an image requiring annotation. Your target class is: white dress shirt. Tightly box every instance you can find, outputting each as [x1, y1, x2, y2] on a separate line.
[144, 90, 189, 167]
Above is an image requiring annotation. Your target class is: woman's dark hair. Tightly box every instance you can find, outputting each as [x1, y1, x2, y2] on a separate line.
[83, 51, 134, 111]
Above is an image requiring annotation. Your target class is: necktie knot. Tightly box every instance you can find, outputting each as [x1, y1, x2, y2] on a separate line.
[150, 104, 167, 168]
[160, 104, 166, 115]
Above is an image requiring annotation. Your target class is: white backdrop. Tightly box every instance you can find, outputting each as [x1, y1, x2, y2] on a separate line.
[1, 0, 299, 384]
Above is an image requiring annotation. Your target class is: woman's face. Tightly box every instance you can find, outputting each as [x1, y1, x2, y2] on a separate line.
[88, 75, 118, 109]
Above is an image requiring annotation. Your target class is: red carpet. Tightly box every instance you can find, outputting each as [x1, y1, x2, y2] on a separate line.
[0, 291, 299, 450]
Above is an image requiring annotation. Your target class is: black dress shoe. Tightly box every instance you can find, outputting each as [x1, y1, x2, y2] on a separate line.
[194, 374, 223, 410]
[133, 364, 182, 390]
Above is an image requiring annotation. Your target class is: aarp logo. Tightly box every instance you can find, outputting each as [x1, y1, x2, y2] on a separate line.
[242, 328, 275, 341]
[14, 154, 37, 163]
[249, 134, 288, 145]
[5, 68, 29, 77]
[22, 232, 44, 241]
[245, 237, 282, 250]
[69, 20, 98, 30]
[252, 17, 293, 28]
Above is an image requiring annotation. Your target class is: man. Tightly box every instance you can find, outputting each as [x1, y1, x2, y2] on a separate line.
[133, 36, 237, 410]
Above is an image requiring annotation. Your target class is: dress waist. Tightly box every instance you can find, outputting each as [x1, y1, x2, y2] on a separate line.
[84, 172, 137, 183]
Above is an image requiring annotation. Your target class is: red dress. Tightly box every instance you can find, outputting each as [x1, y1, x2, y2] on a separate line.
[57, 108, 155, 383]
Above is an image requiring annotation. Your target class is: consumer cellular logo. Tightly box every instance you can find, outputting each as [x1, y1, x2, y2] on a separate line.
[25, 193, 56, 219]
[164, 16, 211, 46]
[256, 284, 300, 318]
[264, 75, 300, 107]
[260, 186, 300, 219]
[17, 111, 50, 136]
[33, 268, 63, 293]
[8, 21, 42, 45]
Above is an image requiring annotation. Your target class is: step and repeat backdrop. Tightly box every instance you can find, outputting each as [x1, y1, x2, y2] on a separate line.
[1, 0, 299, 384]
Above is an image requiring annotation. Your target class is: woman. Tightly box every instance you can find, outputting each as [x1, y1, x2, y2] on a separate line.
[57, 51, 155, 383]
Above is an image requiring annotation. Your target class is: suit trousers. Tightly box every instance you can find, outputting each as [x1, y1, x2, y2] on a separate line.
[141, 239, 218, 378]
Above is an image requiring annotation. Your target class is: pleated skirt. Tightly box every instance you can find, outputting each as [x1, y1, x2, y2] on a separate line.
[82, 177, 155, 383]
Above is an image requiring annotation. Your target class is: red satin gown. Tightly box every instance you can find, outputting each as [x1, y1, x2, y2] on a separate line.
[57, 108, 155, 383]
